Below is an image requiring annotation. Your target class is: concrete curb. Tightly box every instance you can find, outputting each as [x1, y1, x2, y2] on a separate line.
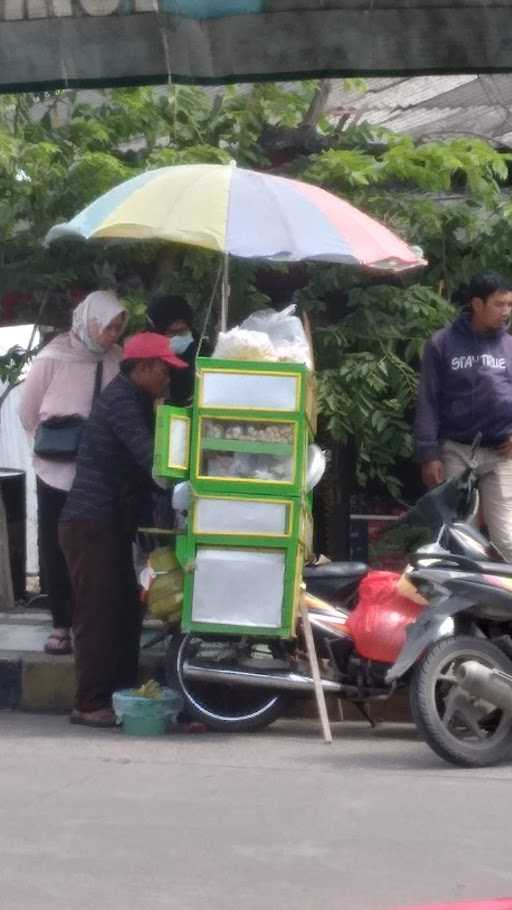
[0, 647, 412, 722]
[0, 653, 22, 709]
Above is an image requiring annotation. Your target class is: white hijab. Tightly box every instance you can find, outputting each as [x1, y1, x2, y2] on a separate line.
[38, 290, 127, 363]
[72, 290, 127, 354]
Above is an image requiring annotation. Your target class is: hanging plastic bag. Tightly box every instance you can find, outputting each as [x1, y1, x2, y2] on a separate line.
[345, 570, 424, 663]
[241, 305, 312, 367]
[306, 444, 326, 491]
[212, 305, 312, 367]
[139, 547, 184, 623]
[172, 481, 191, 531]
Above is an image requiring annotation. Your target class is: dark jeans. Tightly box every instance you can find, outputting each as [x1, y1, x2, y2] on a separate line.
[59, 520, 142, 713]
[36, 477, 72, 629]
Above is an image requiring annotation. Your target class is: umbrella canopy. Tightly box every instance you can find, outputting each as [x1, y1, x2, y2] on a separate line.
[47, 164, 425, 273]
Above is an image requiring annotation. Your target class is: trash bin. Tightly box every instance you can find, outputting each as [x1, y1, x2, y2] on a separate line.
[0, 469, 26, 600]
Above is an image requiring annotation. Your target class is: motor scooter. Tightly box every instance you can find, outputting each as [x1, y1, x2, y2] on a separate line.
[386, 444, 512, 767]
[164, 451, 508, 740]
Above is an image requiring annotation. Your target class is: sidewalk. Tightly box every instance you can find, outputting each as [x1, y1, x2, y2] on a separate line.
[0, 609, 411, 721]
[0, 609, 165, 712]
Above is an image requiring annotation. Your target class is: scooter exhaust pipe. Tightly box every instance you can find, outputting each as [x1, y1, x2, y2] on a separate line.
[456, 661, 512, 712]
[183, 662, 343, 694]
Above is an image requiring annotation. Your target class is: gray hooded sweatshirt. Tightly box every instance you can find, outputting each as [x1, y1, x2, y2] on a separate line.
[415, 313, 512, 462]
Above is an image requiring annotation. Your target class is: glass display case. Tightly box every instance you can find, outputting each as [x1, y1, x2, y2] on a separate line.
[153, 356, 316, 638]
[198, 417, 295, 485]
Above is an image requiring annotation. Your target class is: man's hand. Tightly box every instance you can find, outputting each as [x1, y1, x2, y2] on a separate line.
[421, 460, 445, 488]
[496, 436, 512, 458]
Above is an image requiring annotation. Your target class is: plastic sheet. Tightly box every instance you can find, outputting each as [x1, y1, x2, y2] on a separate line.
[201, 370, 299, 410]
[194, 497, 289, 535]
[345, 570, 424, 664]
[192, 547, 285, 627]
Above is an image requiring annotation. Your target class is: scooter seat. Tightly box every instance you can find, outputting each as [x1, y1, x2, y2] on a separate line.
[303, 561, 368, 580]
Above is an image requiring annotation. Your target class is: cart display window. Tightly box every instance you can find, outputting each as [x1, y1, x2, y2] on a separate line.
[153, 405, 192, 479]
[191, 547, 285, 628]
[193, 496, 291, 536]
[198, 417, 296, 484]
[168, 414, 190, 471]
[200, 369, 300, 411]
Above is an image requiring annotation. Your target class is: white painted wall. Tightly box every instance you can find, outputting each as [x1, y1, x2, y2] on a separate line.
[0, 326, 40, 575]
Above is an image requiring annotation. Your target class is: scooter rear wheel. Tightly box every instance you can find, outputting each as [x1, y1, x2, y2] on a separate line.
[166, 633, 289, 733]
[410, 635, 512, 767]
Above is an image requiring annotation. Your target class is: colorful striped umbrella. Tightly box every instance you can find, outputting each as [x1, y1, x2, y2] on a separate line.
[47, 163, 425, 272]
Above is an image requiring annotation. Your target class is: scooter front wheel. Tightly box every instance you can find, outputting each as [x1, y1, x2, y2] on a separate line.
[410, 635, 512, 767]
[165, 633, 289, 733]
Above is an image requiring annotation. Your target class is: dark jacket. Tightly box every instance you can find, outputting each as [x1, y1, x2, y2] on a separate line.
[415, 314, 512, 462]
[60, 373, 159, 535]
[166, 336, 210, 407]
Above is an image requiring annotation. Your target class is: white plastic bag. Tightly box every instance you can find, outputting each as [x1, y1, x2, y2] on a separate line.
[241, 305, 312, 367]
[306, 444, 326, 491]
[212, 305, 312, 367]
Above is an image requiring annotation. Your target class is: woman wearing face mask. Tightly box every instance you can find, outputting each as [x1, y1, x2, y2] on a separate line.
[19, 290, 127, 655]
[146, 294, 210, 406]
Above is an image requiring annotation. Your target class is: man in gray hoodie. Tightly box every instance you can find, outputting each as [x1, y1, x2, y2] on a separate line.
[415, 271, 512, 560]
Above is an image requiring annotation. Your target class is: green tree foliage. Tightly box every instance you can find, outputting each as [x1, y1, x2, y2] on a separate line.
[313, 284, 454, 496]
[2, 83, 512, 496]
[299, 130, 512, 495]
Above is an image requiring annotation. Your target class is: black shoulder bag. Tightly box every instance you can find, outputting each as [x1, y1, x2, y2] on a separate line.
[34, 361, 103, 461]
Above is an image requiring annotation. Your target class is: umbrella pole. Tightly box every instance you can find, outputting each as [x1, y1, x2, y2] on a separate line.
[220, 253, 230, 333]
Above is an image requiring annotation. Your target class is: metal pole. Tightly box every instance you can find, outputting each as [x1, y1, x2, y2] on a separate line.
[220, 253, 229, 333]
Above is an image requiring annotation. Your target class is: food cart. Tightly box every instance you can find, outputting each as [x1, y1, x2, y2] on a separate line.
[153, 357, 316, 640]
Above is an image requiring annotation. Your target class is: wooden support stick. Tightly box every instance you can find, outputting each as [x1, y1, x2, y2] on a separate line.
[300, 591, 332, 744]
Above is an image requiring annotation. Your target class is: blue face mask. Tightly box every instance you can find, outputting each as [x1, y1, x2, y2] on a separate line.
[169, 333, 193, 356]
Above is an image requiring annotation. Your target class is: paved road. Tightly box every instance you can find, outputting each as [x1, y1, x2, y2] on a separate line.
[1, 713, 512, 910]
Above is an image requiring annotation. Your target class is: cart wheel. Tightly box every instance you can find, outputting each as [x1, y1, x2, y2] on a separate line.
[166, 633, 289, 733]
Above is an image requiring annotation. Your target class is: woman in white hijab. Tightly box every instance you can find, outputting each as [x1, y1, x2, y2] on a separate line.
[19, 290, 128, 655]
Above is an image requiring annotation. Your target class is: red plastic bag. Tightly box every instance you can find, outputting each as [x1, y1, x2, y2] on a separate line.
[345, 570, 424, 664]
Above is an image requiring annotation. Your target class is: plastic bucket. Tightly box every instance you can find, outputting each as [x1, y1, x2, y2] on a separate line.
[112, 687, 183, 737]
[123, 713, 169, 736]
